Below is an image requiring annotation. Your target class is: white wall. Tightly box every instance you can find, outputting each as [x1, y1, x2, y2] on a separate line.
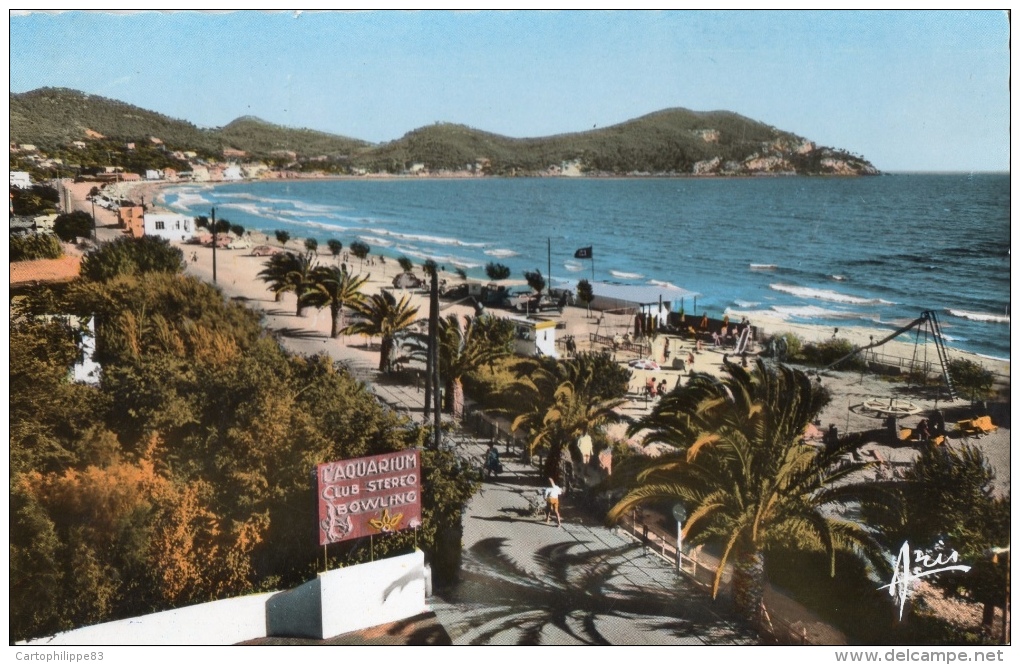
[18, 551, 428, 645]
[19, 592, 276, 646]
[144, 213, 194, 242]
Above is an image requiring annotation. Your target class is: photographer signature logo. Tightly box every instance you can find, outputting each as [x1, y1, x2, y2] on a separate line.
[879, 540, 970, 619]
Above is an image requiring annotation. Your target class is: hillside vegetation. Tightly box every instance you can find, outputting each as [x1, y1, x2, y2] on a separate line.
[10, 87, 878, 176]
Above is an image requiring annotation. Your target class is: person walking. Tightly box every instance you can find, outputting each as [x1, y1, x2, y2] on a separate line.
[484, 443, 502, 479]
[543, 478, 563, 527]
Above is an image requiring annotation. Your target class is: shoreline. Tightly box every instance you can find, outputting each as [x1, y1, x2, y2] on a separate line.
[63, 168, 1011, 493]
[88, 178, 1009, 377]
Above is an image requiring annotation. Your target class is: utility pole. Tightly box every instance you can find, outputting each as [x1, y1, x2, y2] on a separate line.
[428, 270, 442, 448]
[211, 207, 218, 283]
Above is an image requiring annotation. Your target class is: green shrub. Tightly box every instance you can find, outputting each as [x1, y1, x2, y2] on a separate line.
[462, 356, 521, 411]
[10, 233, 63, 262]
[53, 211, 94, 242]
[80, 236, 184, 282]
[947, 357, 995, 401]
[801, 337, 864, 369]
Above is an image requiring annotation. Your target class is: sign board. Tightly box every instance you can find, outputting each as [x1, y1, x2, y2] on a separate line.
[317, 449, 422, 545]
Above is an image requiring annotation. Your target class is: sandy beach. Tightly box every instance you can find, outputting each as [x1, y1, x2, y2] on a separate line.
[74, 179, 1011, 494]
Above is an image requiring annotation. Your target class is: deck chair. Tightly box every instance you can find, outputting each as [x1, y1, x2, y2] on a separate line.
[956, 419, 979, 436]
[898, 428, 913, 442]
[973, 416, 998, 434]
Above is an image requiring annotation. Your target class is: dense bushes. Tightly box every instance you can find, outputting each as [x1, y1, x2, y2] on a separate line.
[800, 337, 866, 370]
[10, 233, 63, 261]
[10, 184, 60, 216]
[10, 274, 476, 641]
[947, 357, 996, 401]
[80, 236, 184, 282]
[53, 210, 95, 242]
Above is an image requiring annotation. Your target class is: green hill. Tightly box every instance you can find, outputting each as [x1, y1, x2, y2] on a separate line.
[10, 88, 214, 151]
[9, 88, 368, 158]
[213, 116, 370, 158]
[10, 88, 878, 176]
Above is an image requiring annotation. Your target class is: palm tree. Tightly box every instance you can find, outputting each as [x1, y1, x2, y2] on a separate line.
[301, 265, 369, 338]
[256, 251, 317, 316]
[326, 239, 343, 261]
[508, 352, 628, 482]
[342, 289, 420, 372]
[607, 360, 890, 627]
[349, 240, 370, 269]
[409, 314, 514, 418]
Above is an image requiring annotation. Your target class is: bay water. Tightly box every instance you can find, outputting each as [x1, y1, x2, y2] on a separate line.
[161, 173, 1010, 360]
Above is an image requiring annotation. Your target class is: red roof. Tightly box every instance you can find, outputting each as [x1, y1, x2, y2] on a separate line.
[10, 256, 82, 285]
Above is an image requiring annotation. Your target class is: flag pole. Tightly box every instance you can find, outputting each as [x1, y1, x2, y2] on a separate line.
[591, 245, 595, 284]
[547, 237, 552, 298]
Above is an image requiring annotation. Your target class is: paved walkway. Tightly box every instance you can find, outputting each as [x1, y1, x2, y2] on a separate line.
[326, 345, 756, 644]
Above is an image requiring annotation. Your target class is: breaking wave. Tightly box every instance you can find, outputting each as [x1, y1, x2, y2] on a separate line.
[770, 283, 896, 306]
[946, 308, 1010, 324]
[485, 248, 519, 258]
[609, 270, 644, 280]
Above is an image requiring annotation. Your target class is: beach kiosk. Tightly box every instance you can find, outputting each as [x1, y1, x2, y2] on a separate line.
[507, 315, 559, 358]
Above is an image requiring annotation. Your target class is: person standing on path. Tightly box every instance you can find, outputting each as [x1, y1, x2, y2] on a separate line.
[543, 478, 563, 527]
[577, 431, 593, 465]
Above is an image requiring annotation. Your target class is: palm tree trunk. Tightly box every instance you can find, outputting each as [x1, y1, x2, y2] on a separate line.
[451, 377, 465, 420]
[330, 303, 341, 338]
[732, 549, 767, 629]
[379, 336, 392, 372]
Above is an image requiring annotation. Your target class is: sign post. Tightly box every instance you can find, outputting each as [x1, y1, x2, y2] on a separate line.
[672, 503, 687, 573]
[317, 449, 423, 546]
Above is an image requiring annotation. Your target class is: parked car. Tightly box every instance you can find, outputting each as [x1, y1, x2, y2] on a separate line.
[227, 238, 252, 250]
[392, 272, 425, 289]
[203, 235, 232, 248]
[251, 245, 282, 257]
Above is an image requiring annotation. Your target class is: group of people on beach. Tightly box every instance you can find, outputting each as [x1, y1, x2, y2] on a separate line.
[645, 376, 668, 398]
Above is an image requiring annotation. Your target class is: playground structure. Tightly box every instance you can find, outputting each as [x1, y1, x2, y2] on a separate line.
[827, 310, 958, 403]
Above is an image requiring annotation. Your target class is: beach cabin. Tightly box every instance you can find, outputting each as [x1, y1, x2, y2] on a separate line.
[506, 315, 559, 359]
[144, 212, 194, 242]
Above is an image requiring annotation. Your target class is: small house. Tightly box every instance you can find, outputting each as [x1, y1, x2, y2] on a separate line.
[506, 315, 559, 359]
[144, 212, 194, 242]
[9, 171, 32, 189]
[119, 206, 145, 238]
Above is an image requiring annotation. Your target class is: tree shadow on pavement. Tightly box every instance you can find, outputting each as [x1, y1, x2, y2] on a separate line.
[437, 536, 755, 645]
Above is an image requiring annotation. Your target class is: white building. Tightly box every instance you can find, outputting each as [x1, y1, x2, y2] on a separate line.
[9, 171, 31, 188]
[506, 315, 559, 359]
[144, 213, 194, 242]
[145, 169, 163, 180]
[222, 165, 243, 181]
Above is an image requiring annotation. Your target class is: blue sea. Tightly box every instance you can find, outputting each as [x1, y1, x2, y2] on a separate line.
[160, 174, 1011, 360]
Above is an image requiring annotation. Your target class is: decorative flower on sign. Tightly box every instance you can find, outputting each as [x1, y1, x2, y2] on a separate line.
[369, 508, 403, 533]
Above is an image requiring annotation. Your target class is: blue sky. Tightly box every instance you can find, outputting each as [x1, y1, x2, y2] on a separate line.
[9, 9, 1011, 171]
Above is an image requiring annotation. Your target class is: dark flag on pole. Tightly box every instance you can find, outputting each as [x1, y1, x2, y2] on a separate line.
[574, 246, 593, 259]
